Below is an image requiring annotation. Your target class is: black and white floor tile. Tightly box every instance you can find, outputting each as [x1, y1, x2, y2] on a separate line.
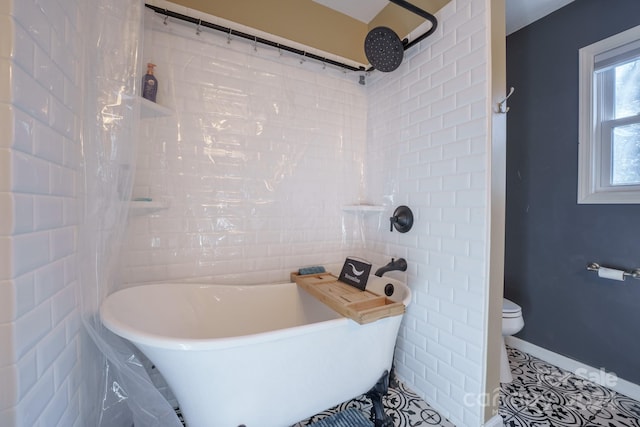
[176, 347, 640, 426]
[291, 374, 455, 427]
[501, 346, 640, 427]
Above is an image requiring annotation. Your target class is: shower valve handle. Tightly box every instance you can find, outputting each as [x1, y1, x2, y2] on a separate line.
[389, 205, 414, 233]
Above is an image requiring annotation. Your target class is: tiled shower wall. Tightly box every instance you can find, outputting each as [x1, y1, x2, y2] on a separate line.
[122, 10, 369, 285]
[126, 1, 493, 426]
[1, 0, 494, 426]
[365, 0, 490, 425]
[0, 0, 83, 425]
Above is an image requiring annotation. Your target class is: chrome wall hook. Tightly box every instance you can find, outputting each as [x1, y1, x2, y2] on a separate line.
[498, 86, 515, 113]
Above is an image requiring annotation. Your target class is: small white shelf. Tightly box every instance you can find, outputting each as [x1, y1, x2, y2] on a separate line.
[140, 97, 172, 118]
[342, 205, 385, 213]
[129, 199, 169, 216]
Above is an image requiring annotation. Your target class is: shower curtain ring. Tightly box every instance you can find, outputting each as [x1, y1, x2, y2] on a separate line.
[253, 36, 258, 52]
[300, 52, 306, 64]
[163, 10, 169, 25]
[196, 19, 202, 35]
[227, 28, 232, 44]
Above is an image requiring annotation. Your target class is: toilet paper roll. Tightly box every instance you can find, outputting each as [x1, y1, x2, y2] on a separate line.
[598, 267, 626, 281]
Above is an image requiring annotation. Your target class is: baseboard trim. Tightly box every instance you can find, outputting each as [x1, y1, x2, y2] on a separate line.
[506, 336, 640, 402]
[483, 414, 504, 427]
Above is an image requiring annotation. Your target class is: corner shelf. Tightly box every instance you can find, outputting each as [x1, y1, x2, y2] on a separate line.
[342, 205, 385, 213]
[140, 97, 172, 118]
[129, 199, 169, 216]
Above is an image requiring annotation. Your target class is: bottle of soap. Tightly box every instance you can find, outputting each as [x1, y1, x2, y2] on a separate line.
[142, 63, 158, 102]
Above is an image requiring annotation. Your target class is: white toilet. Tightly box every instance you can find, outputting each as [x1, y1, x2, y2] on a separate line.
[500, 298, 524, 383]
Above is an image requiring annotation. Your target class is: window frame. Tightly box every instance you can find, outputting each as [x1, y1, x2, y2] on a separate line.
[578, 24, 640, 204]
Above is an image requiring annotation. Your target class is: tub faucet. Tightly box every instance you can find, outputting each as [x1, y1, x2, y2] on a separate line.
[374, 258, 407, 277]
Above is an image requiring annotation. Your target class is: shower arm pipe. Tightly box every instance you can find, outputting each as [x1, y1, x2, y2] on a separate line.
[389, 0, 438, 48]
[144, 4, 365, 73]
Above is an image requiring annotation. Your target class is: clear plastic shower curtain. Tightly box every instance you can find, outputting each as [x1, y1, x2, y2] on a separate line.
[77, 0, 377, 424]
[78, 0, 182, 425]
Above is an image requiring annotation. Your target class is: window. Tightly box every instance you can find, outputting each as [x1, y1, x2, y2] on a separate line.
[578, 25, 640, 203]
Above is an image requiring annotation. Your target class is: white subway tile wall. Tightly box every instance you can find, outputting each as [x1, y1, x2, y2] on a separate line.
[121, 12, 369, 284]
[1, 0, 83, 425]
[365, 0, 489, 425]
[126, 0, 492, 425]
[1, 0, 493, 425]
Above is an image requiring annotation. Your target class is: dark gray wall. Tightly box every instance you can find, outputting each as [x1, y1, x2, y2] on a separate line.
[505, 0, 640, 384]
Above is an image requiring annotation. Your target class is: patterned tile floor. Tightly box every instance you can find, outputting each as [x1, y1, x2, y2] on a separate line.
[501, 346, 640, 426]
[294, 346, 640, 427]
[177, 347, 640, 426]
[291, 374, 455, 427]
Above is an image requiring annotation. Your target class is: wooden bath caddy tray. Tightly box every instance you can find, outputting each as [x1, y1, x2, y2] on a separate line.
[293, 273, 405, 325]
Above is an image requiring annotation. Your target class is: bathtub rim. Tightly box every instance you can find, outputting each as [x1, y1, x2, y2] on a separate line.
[100, 281, 355, 350]
[100, 277, 411, 351]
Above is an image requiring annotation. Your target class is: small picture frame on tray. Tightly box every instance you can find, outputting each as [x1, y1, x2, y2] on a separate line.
[338, 257, 372, 290]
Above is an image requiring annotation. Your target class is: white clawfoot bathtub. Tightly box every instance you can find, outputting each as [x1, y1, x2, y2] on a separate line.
[100, 275, 411, 427]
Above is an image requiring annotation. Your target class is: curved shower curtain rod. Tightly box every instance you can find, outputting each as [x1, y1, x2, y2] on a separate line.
[144, 2, 438, 74]
[144, 4, 364, 72]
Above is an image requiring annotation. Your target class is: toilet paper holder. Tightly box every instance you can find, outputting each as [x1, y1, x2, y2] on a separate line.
[586, 262, 640, 279]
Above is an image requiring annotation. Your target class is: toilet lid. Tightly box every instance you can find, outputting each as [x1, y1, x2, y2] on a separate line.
[503, 298, 522, 315]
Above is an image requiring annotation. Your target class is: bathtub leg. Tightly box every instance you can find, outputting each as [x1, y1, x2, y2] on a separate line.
[366, 370, 393, 427]
[389, 363, 399, 388]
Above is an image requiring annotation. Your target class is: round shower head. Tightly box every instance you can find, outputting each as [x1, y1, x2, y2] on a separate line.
[364, 26, 404, 72]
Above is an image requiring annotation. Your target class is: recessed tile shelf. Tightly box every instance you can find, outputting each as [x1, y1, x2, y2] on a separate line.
[129, 199, 169, 216]
[140, 97, 172, 118]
